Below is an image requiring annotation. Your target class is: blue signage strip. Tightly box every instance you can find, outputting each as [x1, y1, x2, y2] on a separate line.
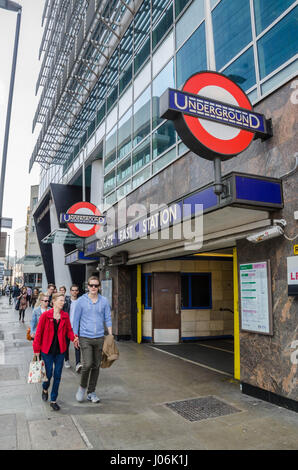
[94, 173, 282, 252]
[235, 176, 282, 205]
[65, 250, 99, 264]
[162, 88, 272, 138]
[60, 213, 105, 225]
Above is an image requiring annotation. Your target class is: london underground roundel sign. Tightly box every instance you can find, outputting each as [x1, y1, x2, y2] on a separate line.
[160, 71, 272, 161]
[60, 201, 105, 238]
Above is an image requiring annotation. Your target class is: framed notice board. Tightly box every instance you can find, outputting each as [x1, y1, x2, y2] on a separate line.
[239, 260, 273, 335]
[101, 279, 113, 308]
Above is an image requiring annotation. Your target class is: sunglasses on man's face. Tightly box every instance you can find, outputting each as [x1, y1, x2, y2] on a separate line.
[88, 284, 100, 288]
[42, 299, 49, 302]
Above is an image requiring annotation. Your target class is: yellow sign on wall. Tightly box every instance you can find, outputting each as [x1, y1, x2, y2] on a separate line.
[294, 245, 298, 255]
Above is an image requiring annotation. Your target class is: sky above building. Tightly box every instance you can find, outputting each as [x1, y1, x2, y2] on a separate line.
[0, 0, 45, 255]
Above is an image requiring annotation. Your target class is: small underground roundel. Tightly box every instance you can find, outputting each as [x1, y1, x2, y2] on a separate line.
[175, 71, 255, 160]
[66, 201, 102, 238]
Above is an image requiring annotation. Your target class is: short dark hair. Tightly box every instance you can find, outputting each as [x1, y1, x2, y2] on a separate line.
[70, 284, 79, 290]
[88, 276, 100, 285]
[48, 283, 56, 289]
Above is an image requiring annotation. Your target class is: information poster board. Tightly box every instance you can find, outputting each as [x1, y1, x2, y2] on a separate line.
[101, 279, 113, 308]
[239, 260, 273, 335]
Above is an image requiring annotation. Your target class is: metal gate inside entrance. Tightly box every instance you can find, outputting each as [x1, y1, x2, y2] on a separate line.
[152, 272, 181, 343]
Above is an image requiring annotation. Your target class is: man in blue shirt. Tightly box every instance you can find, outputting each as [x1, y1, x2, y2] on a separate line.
[73, 276, 112, 403]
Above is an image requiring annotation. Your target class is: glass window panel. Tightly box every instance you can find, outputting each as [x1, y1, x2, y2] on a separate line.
[96, 103, 105, 125]
[254, 0, 295, 35]
[132, 165, 151, 189]
[105, 191, 116, 207]
[152, 147, 176, 173]
[117, 180, 132, 199]
[152, 4, 173, 50]
[88, 118, 95, 137]
[134, 0, 150, 50]
[212, 0, 252, 71]
[106, 105, 118, 133]
[152, 31, 174, 77]
[176, 22, 206, 88]
[105, 126, 117, 172]
[119, 85, 133, 118]
[181, 274, 189, 307]
[118, 108, 132, 161]
[120, 26, 133, 69]
[134, 62, 151, 99]
[132, 137, 150, 174]
[152, 0, 171, 24]
[176, 0, 205, 49]
[257, 8, 298, 80]
[261, 58, 298, 95]
[117, 156, 131, 185]
[175, 0, 193, 18]
[133, 86, 151, 147]
[107, 85, 118, 112]
[104, 170, 116, 195]
[134, 36, 150, 74]
[222, 47, 256, 91]
[119, 62, 132, 95]
[152, 121, 176, 159]
[108, 50, 119, 86]
[191, 274, 211, 308]
[152, 59, 174, 129]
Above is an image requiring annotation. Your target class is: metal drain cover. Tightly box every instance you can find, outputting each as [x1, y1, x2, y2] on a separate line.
[166, 396, 241, 421]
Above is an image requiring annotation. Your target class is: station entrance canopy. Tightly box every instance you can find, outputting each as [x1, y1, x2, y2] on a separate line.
[85, 172, 283, 264]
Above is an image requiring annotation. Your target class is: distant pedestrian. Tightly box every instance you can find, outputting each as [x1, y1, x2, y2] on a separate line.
[31, 288, 39, 308]
[47, 283, 56, 307]
[73, 276, 112, 404]
[26, 286, 32, 306]
[17, 287, 30, 323]
[63, 284, 81, 372]
[30, 293, 50, 338]
[33, 292, 79, 411]
[12, 283, 20, 306]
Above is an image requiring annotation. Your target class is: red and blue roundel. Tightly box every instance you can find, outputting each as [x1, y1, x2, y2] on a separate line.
[67, 201, 102, 238]
[172, 71, 256, 161]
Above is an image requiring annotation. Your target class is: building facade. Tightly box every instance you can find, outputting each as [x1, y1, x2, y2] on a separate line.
[31, 0, 298, 409]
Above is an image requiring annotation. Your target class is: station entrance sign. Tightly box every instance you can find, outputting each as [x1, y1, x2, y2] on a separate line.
[160, 71, 272, 161]
[60, 201, 105, 238]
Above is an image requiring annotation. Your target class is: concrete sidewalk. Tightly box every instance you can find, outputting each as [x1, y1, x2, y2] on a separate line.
[0, 296, 298, 450]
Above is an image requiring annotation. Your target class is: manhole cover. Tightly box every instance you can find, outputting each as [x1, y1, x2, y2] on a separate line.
[165, 396, 241, 421]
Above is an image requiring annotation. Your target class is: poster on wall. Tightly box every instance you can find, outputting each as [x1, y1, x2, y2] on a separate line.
[239, 260, 273, 335]
[101, 279, 113, 309]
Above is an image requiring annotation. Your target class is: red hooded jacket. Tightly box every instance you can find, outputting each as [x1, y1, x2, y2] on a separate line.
[33, 309, 76, 354]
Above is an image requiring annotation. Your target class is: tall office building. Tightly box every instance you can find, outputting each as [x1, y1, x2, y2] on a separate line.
[31, 1, 298, 409]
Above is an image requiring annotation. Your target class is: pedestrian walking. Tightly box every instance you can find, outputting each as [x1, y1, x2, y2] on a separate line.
[12, 283, 20, 306]
[63, 284, 82, 372]
[47, 283, 56, 307]
[32, 292, 79, 411]
[17, 287, 30, 323]
[30, 293, 50, 338]
[31, 288, 39, 309]
[73, 276, 112, 404]
[26, 286, 32, 306]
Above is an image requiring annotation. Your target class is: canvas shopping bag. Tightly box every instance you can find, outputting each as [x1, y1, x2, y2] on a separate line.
[27, 355, 48, 384]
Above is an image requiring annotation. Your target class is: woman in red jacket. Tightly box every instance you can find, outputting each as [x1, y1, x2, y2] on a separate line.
[33, 292, 79, 411]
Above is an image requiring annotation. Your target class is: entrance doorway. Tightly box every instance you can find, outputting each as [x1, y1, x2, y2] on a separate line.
[152, 272, 181, 343]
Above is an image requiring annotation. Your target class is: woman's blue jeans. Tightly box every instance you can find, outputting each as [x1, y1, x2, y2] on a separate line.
[41, 353, 64, 402]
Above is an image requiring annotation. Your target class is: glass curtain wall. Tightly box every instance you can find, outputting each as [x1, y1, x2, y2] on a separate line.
[42, 0, 297, 206]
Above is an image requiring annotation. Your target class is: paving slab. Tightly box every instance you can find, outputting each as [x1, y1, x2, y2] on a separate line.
[28, 416, 88, 450]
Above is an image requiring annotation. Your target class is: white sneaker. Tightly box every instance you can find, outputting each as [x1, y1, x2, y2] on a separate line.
[76, 363, 82, 373]
[87, 392, 100, 403]
[64, 360, 71, 368]
[76, 386, 86, 402]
